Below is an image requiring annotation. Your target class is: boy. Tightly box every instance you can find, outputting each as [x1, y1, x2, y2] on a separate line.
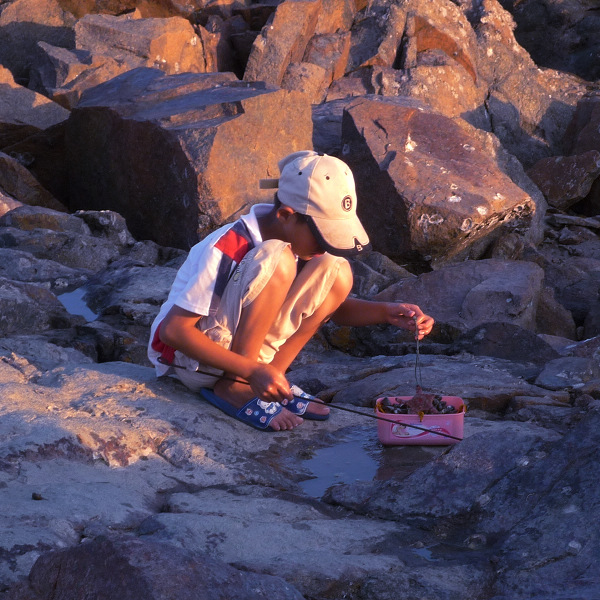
[149, 151, 434, 431]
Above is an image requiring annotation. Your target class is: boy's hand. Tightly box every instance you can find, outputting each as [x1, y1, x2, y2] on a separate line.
[384, 303, 434, 340]
[247, 363, 292, 403]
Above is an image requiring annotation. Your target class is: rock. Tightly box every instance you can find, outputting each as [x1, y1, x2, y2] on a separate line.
[501, 0, 600, 82]
[0, 277, 77, 335]
[324, 419, 561, 524]
[0, 0, 75, 85]
[375, 259, 545, 340]
[66, 67, 312, 249]
[0, 192, 22, 218]
[535, 356, 600, 390]
[0, 66, 70, 149]
[10, 537, 305, 600]
[584, 301, 600, 339]
[281, 61, 329, 104]
[480, 406, 600, 599]
[0, 248, 89, 292]
[526, 150, 600, 210]
[0, 152, 66, 212]
[564, 92, 600, 156]
[0, 122, 69, 204]
[314, 0, 355, 35]
[243, 0, 321, 87]
[450, 322, 560, 366]
[0, 206, 133, 272]
[303, 31, 351, 85]
[341, 97, 540, 267]
[535, 284, 577, 340]
[29, 42, 130, 110]
[74, 13, 211, 75]
[474, 1, 587, 167]
[346, 2, 406, 71]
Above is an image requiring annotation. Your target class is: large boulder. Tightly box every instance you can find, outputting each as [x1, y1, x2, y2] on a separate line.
[0, 66, 70, 149]
[341, 96, 542, 267]
[65, 67, 313, 249]
[74, 12, 212, 75]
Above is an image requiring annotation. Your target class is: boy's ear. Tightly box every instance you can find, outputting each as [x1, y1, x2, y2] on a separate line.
[276, 205, 295, 221]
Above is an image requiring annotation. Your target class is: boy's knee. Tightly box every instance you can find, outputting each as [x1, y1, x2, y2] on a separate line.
[272, 243, 297, 284]
[334, 258, 353, 297]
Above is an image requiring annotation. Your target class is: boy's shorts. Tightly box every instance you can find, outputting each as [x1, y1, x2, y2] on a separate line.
[172, 238, 347, 392]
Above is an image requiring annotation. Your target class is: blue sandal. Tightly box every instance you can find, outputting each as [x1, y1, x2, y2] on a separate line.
[284, 385, 330, 421]
[200, 388, 282, 431]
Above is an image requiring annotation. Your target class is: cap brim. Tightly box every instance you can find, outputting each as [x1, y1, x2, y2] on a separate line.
[306, 215, 371, 257]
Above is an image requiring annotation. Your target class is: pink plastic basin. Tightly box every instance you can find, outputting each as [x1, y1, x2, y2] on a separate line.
[375, 396, 465, 446]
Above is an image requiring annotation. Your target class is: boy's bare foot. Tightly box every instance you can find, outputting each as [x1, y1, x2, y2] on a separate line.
[213, 379, 303, 431]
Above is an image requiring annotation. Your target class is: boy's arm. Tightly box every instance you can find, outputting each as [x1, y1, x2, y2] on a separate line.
[331, 297, 434, 340]
[159, 305, 291, 402]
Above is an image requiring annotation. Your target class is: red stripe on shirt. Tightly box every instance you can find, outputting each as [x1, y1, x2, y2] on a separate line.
[215, 228, 251, 263]
[151, 322, 176, 365]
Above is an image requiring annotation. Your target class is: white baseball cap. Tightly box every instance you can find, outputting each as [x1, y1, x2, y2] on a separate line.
[260, 151, 371, 257]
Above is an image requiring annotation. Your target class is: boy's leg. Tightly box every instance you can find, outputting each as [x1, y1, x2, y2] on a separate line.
[266, 255, 353, 374]
[212, 241, 305, 430]
[214, 253, 352, 425]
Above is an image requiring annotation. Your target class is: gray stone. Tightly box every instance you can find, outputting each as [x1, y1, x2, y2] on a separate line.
[9, 537, 305, 600]
[535, 356, 600, 390]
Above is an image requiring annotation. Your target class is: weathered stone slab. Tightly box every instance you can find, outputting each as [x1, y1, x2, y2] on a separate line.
[535, 356, 600, 390]
[243, 0, 321, 86]
[66, 67, 313, 248]
[527, 150, 600, 211]
[74, 13, 210, 75]
[341, 97, 538, 266]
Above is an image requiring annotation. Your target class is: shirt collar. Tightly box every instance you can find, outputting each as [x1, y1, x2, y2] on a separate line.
[239, 203, 272, 245]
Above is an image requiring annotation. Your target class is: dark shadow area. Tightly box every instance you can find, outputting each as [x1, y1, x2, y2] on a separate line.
[498, 0, 600, 81]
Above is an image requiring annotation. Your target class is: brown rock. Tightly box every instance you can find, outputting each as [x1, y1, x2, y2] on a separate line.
[304, 32, 351, 84]
[0, 152, 66, 212]
[314, 0, 355, 35]
[341, 97, 537, 267]
[536, 285, 577, 340]
[526, 151, 600, 211]
[75, 13, 211, 75]
[0, 0, 75, 85]
[0, 66, 70, 148]
[65, 68, 312, 249]
[281, 62, 329, 104]
[243, 0, 321, 86]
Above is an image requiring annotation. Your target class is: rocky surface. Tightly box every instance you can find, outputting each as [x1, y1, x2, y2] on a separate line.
[0, 0, 600, 598]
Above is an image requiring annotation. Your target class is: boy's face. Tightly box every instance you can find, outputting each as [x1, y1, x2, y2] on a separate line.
[279, 209, 325, 260]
